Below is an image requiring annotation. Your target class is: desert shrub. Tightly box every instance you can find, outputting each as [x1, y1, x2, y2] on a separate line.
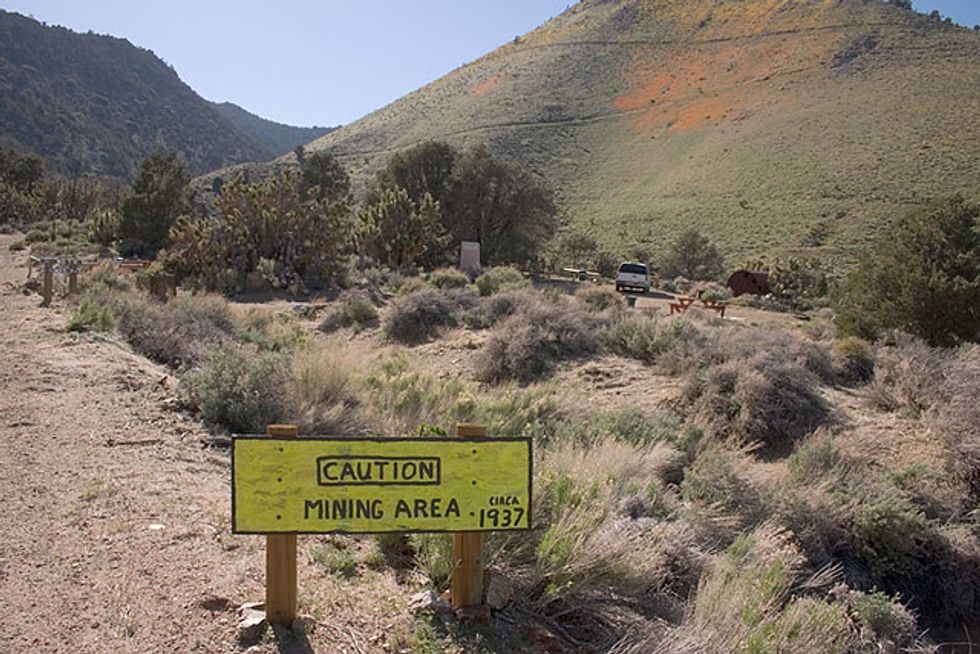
[104, 291, 233, 368]
[288, 341, 363, 434]
[691, 281, 731, 302]
[545, 407, 683, 450]
[718, 327, 835, 384]
[603, 314, 707, 369]
[686, 354, 828, 450]
[66, 298, 115, 333]
[311, 542, 357, 578]
[345, 296, 378, 327]
[681, 446, 766, 524]
[234, 307, 305, 352]
[382, 288, 479, 343]
[427, 267, 469, 289]
[180, 343, 289, 433]
[787, 431, 841, 483]
[849, 485, 929, 578]
[474, 299, 606, 382]
[575, 285, 623, 312]
[522, 440, 699, 601]
[474, 265, 527, 296]
[8, 238, 25, 251]
[453, 385, 559, 441]
[832, 336, 875, 386]
[410, 533, 454, 589]
[24, 228, 49, 244]
[471, 288, 542, 328]
[318, 294, 381, 334]
[864, 332, 949, 416]
[845, 590, 919, 647]
[933, 348, 980, 501]
[79, 261, 132, 293]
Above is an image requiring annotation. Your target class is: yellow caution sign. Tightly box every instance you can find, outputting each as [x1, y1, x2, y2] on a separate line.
[232, 437, 532, 534]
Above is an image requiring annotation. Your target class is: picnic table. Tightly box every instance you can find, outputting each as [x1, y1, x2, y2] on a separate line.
[562, 267, 601, 283]
[668, 296, 727, 318]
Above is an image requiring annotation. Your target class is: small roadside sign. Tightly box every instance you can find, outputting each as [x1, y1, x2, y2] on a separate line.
[232, 436, 532, 534]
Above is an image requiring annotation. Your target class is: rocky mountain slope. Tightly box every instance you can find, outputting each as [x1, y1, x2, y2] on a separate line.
[303, 0, 980, 265]
[0, 11, 323, 180]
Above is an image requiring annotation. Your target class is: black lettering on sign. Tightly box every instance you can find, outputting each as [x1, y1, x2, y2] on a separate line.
[304, 498, 384, 520]
[394, 497, 461, 519]
[316, 456, 441, 486]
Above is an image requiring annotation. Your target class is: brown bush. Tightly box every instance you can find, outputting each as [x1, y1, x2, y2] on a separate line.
[474, 297, 610, 383]
[686, 354, 828, 452]
[932, 347, 980, 501]
[864, 331, 949, 416]
[381, 288, 479, 343]
[102, 291, 233, 368]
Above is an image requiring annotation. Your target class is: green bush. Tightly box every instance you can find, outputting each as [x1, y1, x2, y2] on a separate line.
[8, 238, 25, 251]
[66, 298, 115, 332]
[180, 343, 289, 433]
[835, 195, 980, 346]
[681, 446, 764, 523]
[427, 267, 469, 289]
[344, 295, 379, 331]
[850, 486, 929, 578]
[24, 228, 48, 244]
[846, 590, 918, 646]
[574, 285, 623, 311]
[602, 314, 706, 367]
[474, 266, 526, 296]
[832, 336, 875, 386]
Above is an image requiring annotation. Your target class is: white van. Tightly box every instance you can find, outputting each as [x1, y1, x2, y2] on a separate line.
[615, 262, 650, 294]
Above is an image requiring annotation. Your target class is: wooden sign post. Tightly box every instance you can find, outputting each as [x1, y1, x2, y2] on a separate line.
[452, 423, 487, 614]
[41, 259, 54, 306]
[265, 424, 298, 627]
[233, 425, 531, 628]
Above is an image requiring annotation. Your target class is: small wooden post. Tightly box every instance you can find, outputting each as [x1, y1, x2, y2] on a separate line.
[67, 260, 79, 296]
[452, 423, 487, 616]
[266, 424, 298, 627]
[41, 259, 54, 306]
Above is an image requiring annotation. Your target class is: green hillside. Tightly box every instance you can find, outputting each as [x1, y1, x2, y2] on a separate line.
[301, 0, 980, 266]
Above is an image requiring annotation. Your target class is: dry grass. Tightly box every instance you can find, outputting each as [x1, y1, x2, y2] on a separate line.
[288, 340, 365, 434]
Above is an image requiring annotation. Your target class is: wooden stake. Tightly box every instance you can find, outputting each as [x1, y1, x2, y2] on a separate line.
[41, 260, 54, 306]
[452, 423, 487, 612]
[266, 424, 298, 627]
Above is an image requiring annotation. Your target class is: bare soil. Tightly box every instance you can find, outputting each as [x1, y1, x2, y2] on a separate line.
[0, 235, 418, 653]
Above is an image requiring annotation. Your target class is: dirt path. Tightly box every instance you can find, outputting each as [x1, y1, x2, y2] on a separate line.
[0, 238, 419, 653]
[0, 236, 272, 652]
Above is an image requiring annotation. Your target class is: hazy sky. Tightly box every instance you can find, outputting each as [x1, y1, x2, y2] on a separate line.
[3, 1, 978, 128]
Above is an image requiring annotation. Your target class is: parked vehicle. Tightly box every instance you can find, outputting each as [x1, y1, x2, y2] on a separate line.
[615, 262, 650, 293]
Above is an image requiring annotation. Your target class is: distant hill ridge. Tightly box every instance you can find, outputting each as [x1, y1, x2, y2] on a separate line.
[209, 101, 336, 159]
[300, 0, 980, 265]
[0, 10, 332, 179]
